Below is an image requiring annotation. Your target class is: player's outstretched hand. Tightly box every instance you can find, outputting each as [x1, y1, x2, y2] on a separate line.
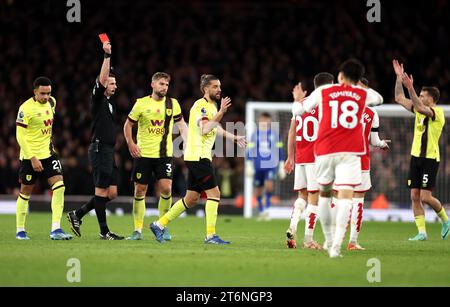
[219, 97, 232, 114]
[235, 135, 247, 148]
[392, 59, 404, 77]
[292, 82, 307, 102]
[401, 73, 414, 90]
[284, 157, 294, 175]
[128, 142, 141, 158]
[103, 41, 112, 55]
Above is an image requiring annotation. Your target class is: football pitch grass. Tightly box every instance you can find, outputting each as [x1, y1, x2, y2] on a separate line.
[1, 213, 449, 286]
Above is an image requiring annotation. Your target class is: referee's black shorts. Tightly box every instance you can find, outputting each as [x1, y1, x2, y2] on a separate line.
[185, 159, 218, 194]
[88, 142, 118, 189]
[408, 156, 439, 190]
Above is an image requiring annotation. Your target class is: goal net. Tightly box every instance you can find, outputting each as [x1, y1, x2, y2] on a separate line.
[244, 102, 450, 219]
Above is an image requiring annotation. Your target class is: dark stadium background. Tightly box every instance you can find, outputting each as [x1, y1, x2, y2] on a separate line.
[1, 0, 449, 211]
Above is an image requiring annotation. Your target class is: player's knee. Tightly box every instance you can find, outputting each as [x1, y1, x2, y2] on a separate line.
[265, 181, 274, 191]
[20, 185, 33, 196]
[410, 190, 421, 202]
[134, 185, 147, 198]
[420, 191, 432, 204]
[108, 190, 118, 200]
[206, 188, 220, 199]
[299, 189, 308, 200]
[51, 181, 65, 194]
[320, 185, 332, 196]
[160, 186, 172, 197]
[184, 195, 199, 207]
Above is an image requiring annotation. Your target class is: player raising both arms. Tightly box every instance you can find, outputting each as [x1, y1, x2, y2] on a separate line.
[150, 74, 246, 244]
[285, 72, 334, 250]
[15, 77, 72, 240]
[393, 59, 449, 241]
[347, 77, 390, 251]
[293, 59, 383, 258]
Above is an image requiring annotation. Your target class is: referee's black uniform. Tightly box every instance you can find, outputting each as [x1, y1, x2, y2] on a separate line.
[88, 78, 118, 188]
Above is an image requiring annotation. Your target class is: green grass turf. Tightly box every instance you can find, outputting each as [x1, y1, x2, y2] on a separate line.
[0, 213, 449, 286]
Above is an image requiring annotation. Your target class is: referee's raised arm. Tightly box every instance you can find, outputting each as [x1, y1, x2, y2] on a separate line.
[99, 41, 112, 87]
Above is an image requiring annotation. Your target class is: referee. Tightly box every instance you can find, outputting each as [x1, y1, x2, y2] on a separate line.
[393, 59, 450, 241]
[67, 39, 124, 240]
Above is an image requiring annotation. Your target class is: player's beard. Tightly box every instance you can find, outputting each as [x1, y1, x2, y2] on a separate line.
[155, 90, 166, 99]
[209, 92, 221, 102]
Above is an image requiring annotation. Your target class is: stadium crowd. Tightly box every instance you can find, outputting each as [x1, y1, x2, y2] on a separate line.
[1, 0, 449, 204]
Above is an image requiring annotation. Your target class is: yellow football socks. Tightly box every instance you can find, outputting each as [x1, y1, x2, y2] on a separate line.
[159, 198, 187, 227]
[133, 196, 146, 232]
[16, 193, 30, 232]
[51, 181, 65, 231]
[158, 193, 172, 218]
[437, 208, 449, 223]
[206, 198, 219, 237]
[415, 215, 426, 234]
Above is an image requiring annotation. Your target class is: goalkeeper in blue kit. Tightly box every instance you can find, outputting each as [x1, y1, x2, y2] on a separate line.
[246, 112, 286, 221]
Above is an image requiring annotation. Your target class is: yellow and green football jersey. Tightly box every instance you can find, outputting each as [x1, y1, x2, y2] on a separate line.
[128, 96, 183, 158]
[184, 98, 218, 162]
[411, 106, 445, 162]
[16, 97, 56, 160]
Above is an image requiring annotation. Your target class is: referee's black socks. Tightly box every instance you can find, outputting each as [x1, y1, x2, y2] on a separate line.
[94, 195, 110, 235]
[75, 196, 96, 219]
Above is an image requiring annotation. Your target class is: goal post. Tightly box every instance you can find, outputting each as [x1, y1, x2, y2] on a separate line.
[244, 102, 450, 219]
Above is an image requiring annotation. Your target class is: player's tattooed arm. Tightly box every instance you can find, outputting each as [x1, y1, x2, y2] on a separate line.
[393, 59, 413, 111]
[401, 73, 435, 118]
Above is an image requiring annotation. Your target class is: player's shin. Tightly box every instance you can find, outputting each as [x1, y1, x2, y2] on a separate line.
[51, 181, 65, 231]
[304, 204, 318, 243]
[350, 198, 364, 244]
[265, 192, 272, 210]
[331, 199, 352, 253]
[133, 196, 146, 232]
[16, 193, 30, 232]
[158, 198, 188, 228]
[330, 198, 337, 238]
[318, 196, 333, 246]
[289, 198, 306, 233]
[206, 198, 219, 237]
[158, 193, 172, 218]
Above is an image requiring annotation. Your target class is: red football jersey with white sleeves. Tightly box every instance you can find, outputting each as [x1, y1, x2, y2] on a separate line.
[294, 99, 319, 164]
[300, 84, 382, 157]
[361, 106, 380, 171]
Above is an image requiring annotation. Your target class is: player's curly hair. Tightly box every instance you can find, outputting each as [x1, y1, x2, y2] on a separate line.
[200, 74, 219, 94]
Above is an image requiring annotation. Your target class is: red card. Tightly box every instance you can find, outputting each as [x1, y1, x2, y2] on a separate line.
[98, 33, 110, 43]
